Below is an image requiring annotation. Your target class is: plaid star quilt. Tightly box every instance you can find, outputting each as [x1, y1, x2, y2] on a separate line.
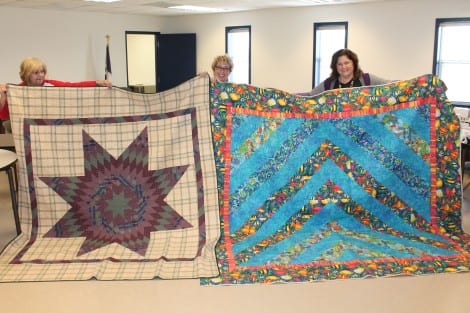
[0, 76, 220, 281]
[202, 74, 470, 285]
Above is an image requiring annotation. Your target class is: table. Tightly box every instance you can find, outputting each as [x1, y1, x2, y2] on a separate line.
[0, 149, 20, 234]
[0, 133, 15, 151]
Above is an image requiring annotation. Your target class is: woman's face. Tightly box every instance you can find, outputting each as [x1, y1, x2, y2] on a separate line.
[213, 61, 231, 82]
[336, 55, 355, 80]
[26, 67, 46, 86]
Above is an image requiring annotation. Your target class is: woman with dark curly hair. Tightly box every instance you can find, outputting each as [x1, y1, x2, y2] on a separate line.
[309, 48, 390, 95]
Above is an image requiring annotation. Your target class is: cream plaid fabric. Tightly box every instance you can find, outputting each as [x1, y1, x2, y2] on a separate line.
[0, 76, 220, 281]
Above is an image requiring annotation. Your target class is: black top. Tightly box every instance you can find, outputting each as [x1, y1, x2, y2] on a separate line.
[333, 78, 362, 89]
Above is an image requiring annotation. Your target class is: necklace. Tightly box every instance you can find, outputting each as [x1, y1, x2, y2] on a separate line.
[339, 79, 354, 88]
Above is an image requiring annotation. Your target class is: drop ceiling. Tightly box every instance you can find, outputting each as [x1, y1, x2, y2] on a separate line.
[0, 0, 392, 17]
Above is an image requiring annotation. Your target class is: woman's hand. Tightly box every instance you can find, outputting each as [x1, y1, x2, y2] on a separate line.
[0, 84, 7, 108]
[96, 80, 112, 88]
[197, 72, 214, 83]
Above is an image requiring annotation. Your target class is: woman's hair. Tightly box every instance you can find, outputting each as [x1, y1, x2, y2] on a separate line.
[19, 57, 47, 82]
[329, 48, 363, 80]
[211, 54, 234, 71]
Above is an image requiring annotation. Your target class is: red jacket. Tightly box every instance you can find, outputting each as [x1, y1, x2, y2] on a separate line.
[0, 79, 97, 120]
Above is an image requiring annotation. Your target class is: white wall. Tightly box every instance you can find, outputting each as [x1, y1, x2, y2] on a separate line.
[1, 0, 469, 92]
[166, 0, 470, 92]
[0, 7, 168, 87]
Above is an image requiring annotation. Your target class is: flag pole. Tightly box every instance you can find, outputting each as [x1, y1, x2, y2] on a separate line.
[105, 34, 112, 81]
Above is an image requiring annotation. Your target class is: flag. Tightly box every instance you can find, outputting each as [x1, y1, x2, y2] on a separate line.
[105, 38, 112, 80]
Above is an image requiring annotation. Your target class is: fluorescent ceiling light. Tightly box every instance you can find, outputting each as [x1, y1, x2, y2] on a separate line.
[298, 0, 346, 3]
[168, 5, 225, 13]
[85, 0, 121, 3]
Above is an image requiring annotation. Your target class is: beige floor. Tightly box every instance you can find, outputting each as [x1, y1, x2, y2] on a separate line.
[0, 169, 469, 313]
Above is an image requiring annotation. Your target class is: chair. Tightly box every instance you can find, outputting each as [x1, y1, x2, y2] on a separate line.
[0, 149, 20, 235]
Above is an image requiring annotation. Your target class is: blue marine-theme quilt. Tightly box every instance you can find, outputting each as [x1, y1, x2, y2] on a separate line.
[202, 74, 470, 285]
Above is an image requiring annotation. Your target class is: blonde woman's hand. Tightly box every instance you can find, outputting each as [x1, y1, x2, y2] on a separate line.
[96, 80, 112, 88]
[0, 83, 7, 108]
[197, 72, 215, 83]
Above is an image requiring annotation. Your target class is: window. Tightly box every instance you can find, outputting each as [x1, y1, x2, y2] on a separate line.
[226, 26, 251, 84]
[313, 22, 348, 88]
[433, 18, 470, 105]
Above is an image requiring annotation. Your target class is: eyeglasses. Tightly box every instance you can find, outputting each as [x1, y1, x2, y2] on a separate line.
[215, 66, 231, 71]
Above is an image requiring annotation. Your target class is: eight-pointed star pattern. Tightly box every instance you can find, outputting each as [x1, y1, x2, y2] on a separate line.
[39, 127, 192, 257]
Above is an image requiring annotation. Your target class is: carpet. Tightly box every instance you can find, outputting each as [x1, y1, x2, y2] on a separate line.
[0, 76, 220, 281]
[201, 74, 470, 285]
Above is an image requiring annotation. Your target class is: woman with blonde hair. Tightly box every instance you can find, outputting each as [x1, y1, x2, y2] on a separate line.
[199, 54, 234, 83]
[0, 57, 112, 133]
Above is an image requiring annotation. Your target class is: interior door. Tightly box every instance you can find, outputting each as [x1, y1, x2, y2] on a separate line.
[126, 31, 157, 90]
[156, 33, 196, 92]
